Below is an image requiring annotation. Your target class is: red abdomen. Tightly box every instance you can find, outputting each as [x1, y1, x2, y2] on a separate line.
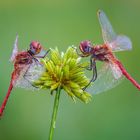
[116, 60, 140, 90]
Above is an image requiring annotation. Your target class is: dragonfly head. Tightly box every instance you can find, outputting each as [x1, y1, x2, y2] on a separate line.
[79, 40, 92, 56]
[29, 41, 42, 55]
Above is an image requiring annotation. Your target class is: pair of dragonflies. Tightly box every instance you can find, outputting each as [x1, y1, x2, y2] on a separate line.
[0, 10, 139, 117]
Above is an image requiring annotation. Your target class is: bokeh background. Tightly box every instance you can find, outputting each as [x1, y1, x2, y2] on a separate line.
[0, 0, 140, 140]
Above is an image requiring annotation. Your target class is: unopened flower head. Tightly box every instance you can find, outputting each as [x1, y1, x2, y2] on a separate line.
[34, 47, 92, 103]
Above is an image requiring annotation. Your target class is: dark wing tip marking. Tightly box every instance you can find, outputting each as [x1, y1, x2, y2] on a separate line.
[97, 10, 104, 17]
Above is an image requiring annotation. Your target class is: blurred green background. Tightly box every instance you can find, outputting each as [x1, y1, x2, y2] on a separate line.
[0, 0, 140, 140]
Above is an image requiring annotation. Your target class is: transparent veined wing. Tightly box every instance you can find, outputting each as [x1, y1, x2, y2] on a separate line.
[110, 35, 132, 52]
[97, 10, 132, 52]
[86, 62, 124, 94]
[14, 60, 44, 90]
[13, 64, 31, 88]
[97, 10, 117, 43]
[10, 35, 19, 62]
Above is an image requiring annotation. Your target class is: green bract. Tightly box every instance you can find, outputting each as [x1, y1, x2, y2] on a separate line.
[34, 47, 92, 103]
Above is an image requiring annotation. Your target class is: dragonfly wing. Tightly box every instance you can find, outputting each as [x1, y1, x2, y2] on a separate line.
[10, 35, 19, 62]
[14, 64, 34, 89]
[98, 10, 132, 52]
[14, 61, 44, 90]
[98, 10, 117, 43]
[86, 62, 123, 95]
[24, 61, 45, 84]
[110, 35, 132, 52]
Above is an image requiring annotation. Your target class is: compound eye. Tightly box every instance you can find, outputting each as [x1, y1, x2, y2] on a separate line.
[38, 43, 41, 49]
[30, 44, 34, 49]
[88, 47, 92, 52]
[32, 45, 36, 49]
[84, 46, 89, 52]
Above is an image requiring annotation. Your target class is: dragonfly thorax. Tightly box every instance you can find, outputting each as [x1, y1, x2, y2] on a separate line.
[93, 44, 113, 61]
[14, 52, 33, 65]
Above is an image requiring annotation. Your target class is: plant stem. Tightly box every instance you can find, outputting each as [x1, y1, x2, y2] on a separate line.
[48, 86, 61, 140]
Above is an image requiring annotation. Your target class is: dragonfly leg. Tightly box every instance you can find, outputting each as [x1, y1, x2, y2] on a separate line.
[32, 57, 42, 67]
[91, 60, 97, 82]
[36, 49, 50, 58]
[42, 49, 50, 58]
[79, 55, 94, 69]
[31, 49, 50, 66]
[83, 58, 97, 90]
[81, 57, 94, 70]
[86, 56, 93, 70]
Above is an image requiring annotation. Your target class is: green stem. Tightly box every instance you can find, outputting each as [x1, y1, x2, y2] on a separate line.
[48, 86, 61, 140]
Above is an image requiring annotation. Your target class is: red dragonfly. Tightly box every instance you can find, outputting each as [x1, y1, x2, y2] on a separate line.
[0, 36, 49, 117]
[77, 10, 140, 94]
